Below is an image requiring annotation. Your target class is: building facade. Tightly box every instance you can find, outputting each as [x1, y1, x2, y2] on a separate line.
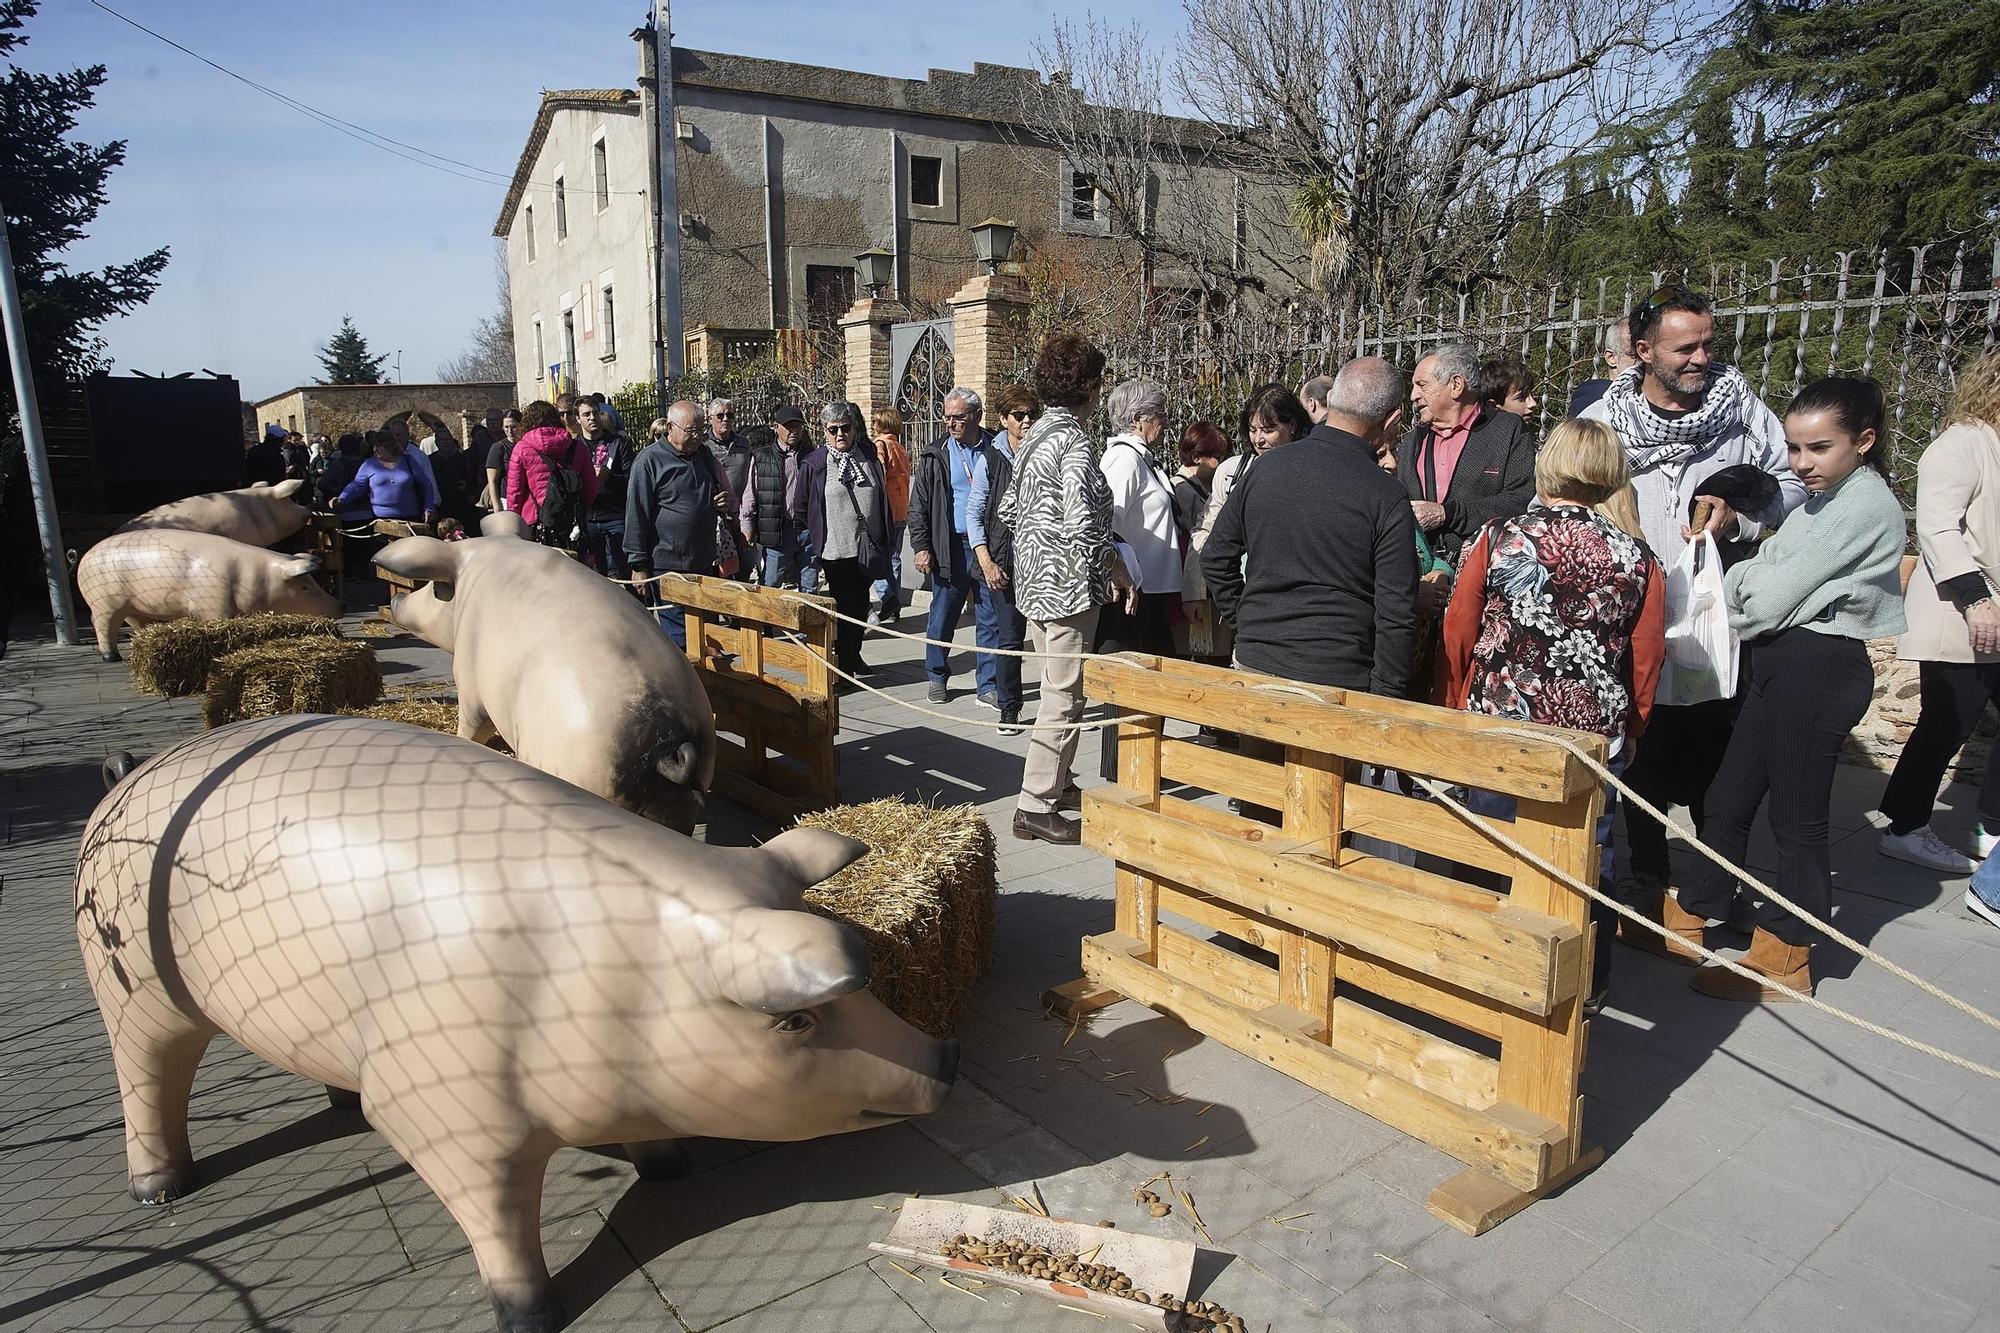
[494, 45, 1292, 403]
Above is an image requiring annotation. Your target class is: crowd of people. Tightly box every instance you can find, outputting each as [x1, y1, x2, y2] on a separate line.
[272, 291, 2000, 1014]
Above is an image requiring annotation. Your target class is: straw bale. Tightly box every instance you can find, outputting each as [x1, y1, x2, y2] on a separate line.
[796, 799, 997, 1039]
[129, 613, 341, 697]
[338, 700, 460, 734]
[204, 638, 383, 727]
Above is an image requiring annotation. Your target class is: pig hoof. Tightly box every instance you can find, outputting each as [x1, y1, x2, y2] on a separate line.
[128, 1166, 194, 1205]
[99, 650, 119, 664]
[325, 1086, 363, 1112]
[490, 1289, 565, 1333]
[626, 1139, 692, 1182]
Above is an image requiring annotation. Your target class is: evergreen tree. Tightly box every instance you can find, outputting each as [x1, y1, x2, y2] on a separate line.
[1691, 0, 1999, 250]
[1684, 93, 1738, 219]
[316, 315, 387, 385]
[1733, 113, 1770, 217]
[0, 0, 168, 425]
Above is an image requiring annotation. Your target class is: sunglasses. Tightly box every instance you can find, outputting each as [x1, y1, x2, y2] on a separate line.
[711, 412, 731, 420]
[827, 424, 852, 434]
[1638, 284, 1697, 316]
[1005, 410, 1033, 421]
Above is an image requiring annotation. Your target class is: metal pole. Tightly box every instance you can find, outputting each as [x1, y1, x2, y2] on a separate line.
[653, 1, 686, 381]
[0, 213, 79, 647]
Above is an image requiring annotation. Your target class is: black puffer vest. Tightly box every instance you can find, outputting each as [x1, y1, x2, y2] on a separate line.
[750, 444, 797, 547]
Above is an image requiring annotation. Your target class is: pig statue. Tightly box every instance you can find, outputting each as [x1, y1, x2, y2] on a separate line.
[375, 529, 716, 834]
[119, 478, 311, 547]
[75, 528, 338, 661]
[77, 714, 957, 1333]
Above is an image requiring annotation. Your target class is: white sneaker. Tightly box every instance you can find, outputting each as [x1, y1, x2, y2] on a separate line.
[1879, 826, 1977, 874]
[1967, 889, 2000, 929]
[1976, 824, 2000, 860]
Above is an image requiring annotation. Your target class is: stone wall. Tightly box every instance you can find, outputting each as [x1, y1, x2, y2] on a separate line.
[252, 382, 517, 443]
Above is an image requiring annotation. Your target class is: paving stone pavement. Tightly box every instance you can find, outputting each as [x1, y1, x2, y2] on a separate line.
[6, 577, 2000, 1333]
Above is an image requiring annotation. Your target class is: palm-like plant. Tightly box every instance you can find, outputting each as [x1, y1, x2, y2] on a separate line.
[1289, 176, 1353, 292]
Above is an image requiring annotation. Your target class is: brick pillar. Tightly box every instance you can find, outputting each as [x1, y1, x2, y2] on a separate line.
[840, 296, 904, 424]
[947, 271, 1031, 433]
[458, 409, 476, 445]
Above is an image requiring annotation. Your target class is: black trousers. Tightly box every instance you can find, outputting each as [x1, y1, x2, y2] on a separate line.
[1093, 590, 1177, 657]
[1620, 696, 1738, 888]
[821, 558, 872, 669]
[1679, 628, 1874, 947]
[1878, 659, 2000, 833]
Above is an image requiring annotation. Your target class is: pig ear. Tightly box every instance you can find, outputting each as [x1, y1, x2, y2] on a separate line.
[374, 536, 461, 583]
[713, 908, 871, 1014]
[760, 828, 869, 894]
[271, 478, 304, 500]
[278, 554, 320, 579]
[479, 512, 527, 539]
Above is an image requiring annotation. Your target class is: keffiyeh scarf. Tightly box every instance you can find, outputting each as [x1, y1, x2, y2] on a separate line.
[1601, 362, 1754, 473]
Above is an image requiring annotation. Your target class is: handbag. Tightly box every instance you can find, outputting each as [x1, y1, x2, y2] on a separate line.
[838, 458, 887, 575]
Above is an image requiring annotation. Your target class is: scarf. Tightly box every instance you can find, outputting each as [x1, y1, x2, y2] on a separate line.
[1602, 362, 1754, 474]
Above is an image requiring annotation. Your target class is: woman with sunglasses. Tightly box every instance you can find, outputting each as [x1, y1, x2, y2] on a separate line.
[796, 400, 892, 677]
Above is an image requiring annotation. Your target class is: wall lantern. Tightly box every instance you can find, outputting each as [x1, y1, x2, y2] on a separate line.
[854, 246, 896, 299]
[969, 217, 1018, 275]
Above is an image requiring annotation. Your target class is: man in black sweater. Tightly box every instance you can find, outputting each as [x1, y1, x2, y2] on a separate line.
[1203, 357, 1417, 696]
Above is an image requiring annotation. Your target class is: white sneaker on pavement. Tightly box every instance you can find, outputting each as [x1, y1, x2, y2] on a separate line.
[1967, 889, 2000, 929]
[1976, 824, 2000, 860]
[1879, 826, 1977, 874]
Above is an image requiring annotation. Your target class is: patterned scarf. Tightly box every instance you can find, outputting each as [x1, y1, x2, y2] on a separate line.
[834, 449, 866, 488]
[1602, 362, 1754, 473]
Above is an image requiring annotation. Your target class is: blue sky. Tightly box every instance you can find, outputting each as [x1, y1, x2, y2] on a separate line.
[22, 0, 1166, 401]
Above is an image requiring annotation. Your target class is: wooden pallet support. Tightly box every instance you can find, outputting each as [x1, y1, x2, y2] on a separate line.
[1049, 653, 1608, 1236]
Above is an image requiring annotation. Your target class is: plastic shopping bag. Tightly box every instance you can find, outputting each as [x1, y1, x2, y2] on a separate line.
[1658, 531, 1738, 706]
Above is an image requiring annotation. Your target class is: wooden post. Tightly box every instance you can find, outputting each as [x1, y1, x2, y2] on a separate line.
[1276, 747, 1340, 1038]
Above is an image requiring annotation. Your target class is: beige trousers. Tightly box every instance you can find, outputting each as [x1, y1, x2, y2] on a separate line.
[1018, 607, 1100, 815]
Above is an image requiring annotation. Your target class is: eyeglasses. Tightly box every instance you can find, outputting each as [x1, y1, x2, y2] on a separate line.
[1637, 284, 1697, 317]
[827, 424, 852, 434]
[942, 412, 971, 422]
[711, 412, 731, 419]
[1005, 410, 1033, 421]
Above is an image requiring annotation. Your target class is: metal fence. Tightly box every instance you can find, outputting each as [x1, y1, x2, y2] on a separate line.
[1100, 236, 2000, 482]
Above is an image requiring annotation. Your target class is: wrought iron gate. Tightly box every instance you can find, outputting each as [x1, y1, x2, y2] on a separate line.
[890, 319, 955, 449]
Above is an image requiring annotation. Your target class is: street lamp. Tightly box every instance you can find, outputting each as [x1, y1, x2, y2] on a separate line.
[969, 217, 1017, 276]
[854, 247, 895, 299]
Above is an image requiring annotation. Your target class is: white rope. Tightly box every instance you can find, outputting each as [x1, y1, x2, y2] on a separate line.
[1481, 724, 2000, 1038]
[613, 568, 1148, 735]
[1407, 773, 2000, 1082]
[1234, 682, 2000, 1079]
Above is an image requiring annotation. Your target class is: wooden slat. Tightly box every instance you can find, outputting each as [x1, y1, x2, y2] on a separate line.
[1083, 789, 1582, 1015]
[1331, 997, 1498, 1109]
[1114, 717, 1165, 961]
[1157, 882, 1281, 953]
[1156, 926, 1276, 1012]
[695, 665, 833, 746]
[713, 766, 808, 822]
[1345, 783, 1517, 876]
[1335, 850, 1506, 912]
[1159, 738, 1287, 807]
[657, 573, 834, 633]
[1280, 747, 1340, 1037]
[1083, 654, 1600, 801]
[1081, 932, 1560, 1190]
[1333, 949, 1505, 1042]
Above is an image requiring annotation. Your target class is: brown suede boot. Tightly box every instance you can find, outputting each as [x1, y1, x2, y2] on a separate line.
[1690, 927, 1813, 1002]
[1618, 889, 1706, 965]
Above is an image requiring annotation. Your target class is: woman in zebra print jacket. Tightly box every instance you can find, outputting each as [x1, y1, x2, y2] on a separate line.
[999, 333, 1139, 844]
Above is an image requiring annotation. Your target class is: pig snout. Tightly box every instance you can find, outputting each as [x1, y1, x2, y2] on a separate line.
[275, 574, 339, 618]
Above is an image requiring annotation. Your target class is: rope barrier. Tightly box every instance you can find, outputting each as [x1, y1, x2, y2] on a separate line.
[1483, 724, 2000, 1037]
[1234, 681, 2000, 1080]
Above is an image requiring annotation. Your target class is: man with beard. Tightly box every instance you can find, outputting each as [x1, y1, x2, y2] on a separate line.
[1582, 286, 1803, 960]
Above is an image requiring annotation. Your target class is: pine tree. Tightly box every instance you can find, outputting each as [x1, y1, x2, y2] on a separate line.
[316, 315, 387, 385]
[1683, 92, 1738, 220]
[1733, 113, 1769, 218]
[0, 0, 168, 425]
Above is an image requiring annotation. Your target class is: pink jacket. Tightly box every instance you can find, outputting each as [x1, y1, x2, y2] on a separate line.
[505, 426, 599, 527]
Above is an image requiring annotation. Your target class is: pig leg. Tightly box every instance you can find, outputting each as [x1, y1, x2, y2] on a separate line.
[623, 1139, 692, 1181]
[110, 1023, 215, 1204]
[457, 690, 499, 746]
[371, 1106, 562, 1333]
[90, 599, 126, 662]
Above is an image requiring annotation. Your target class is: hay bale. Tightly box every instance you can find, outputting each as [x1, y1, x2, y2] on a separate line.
[204, 637, 383, 727]
[129, 613, 341, 697]
[795, 799, 997, 1039]
[337, 700, 460, 734]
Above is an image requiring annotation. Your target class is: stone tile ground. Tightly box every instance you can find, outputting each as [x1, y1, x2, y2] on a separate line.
[5, 581, 2000, 1332]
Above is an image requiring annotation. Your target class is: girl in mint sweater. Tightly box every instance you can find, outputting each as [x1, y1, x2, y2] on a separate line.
[1674, 377, 1907, 1002]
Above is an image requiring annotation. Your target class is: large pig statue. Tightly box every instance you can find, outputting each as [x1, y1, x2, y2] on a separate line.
[375, 528, 716, 834]
[77, 714, 957, 1333]
[119, 478, 311, 547]
[75, 528, 338, 661]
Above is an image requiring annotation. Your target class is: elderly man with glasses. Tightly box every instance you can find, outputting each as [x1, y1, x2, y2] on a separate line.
[906, 387, 992, 704]
[702, 398, 755, 580]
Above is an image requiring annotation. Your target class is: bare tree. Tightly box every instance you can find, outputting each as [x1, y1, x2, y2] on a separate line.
[438, 241, 515, 383]
[1020, 0, 1705, 319]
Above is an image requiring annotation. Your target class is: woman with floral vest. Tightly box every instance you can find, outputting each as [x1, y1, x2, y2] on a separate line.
[1438, 418, 1667, 1012]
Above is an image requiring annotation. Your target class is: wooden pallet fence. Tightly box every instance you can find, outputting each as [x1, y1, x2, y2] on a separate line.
[1044, 653, 1608, 1236]
[666, 574, 839, 823]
